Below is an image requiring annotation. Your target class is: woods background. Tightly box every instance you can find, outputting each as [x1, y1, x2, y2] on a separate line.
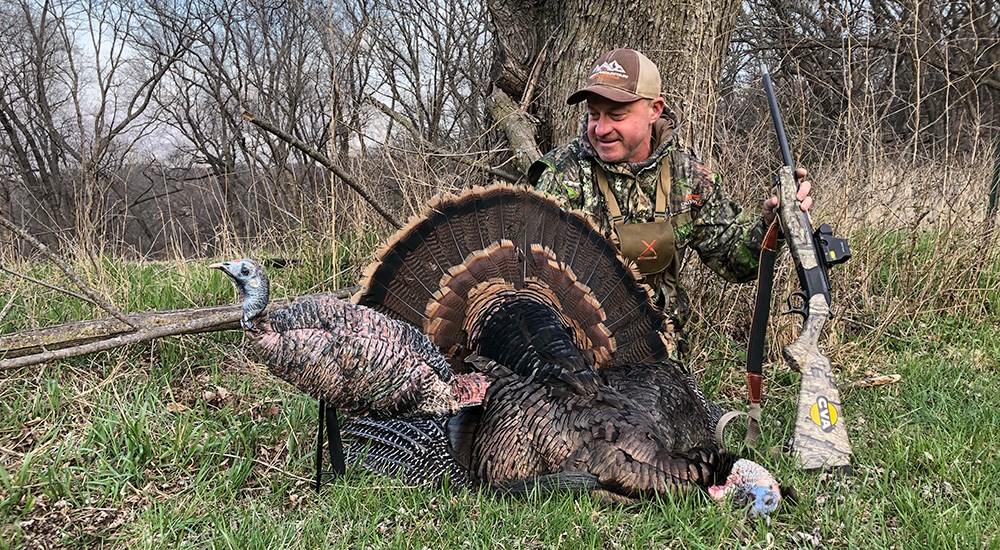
[2, 0, 996, 262]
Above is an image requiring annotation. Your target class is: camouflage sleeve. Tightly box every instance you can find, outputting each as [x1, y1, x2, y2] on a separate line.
[683, 155, 767, 284]
[529, 147, 585, 210]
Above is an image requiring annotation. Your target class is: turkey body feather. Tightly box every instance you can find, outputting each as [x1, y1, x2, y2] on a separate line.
[458, 288, 729, 497]
[254, 294, 478, 419]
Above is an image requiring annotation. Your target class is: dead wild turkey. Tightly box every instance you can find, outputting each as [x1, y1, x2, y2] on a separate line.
[345, 184, 782, 516]
[211, 259, 489, 419]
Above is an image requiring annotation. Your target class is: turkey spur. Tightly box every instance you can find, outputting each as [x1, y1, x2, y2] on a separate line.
[345, 184, 783, 516]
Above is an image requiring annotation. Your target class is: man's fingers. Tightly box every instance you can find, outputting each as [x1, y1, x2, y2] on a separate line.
[796, 179, 812, 201]
[799, 196, 813, 212]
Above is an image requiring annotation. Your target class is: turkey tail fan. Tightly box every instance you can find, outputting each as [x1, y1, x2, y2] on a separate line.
[341, 417, 468, 488]
[356, 184, 670, 368]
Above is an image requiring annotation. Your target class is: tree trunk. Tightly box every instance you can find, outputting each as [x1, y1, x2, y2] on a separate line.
[489, 0, 740, 162]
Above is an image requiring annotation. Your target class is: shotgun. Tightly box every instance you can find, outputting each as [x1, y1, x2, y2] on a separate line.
[762, 65, 853, 472]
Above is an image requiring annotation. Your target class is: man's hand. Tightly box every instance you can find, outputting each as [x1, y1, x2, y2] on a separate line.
[763, 167, 812, 225]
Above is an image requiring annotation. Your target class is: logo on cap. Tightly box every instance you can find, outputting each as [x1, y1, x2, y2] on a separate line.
[591, 60, 628, 81]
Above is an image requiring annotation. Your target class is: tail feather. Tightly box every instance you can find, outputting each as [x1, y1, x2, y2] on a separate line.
[342, 417, 468, 488]
[355, 185, 670, 369]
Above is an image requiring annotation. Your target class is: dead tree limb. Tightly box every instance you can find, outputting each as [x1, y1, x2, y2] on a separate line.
[518, 33, 555, 113]
[240, 109, 403, 229]
[0, 214, 139, 329]
[487, 88, 543, 176]
[0, 287, 358, 371]
[1, 306, 246, 371]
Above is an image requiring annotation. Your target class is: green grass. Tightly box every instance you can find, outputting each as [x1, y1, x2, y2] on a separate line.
[2, 246, 999, 548]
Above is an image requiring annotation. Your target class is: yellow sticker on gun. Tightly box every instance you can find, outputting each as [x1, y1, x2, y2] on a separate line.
[809, 396, 839, 432]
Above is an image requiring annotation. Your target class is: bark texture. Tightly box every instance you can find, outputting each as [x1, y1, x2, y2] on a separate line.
[488, 0, 740, 159]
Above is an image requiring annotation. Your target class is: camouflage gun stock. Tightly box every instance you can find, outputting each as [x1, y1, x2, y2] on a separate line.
[763, 67, 853, 473]
[775, 167, 852, 472]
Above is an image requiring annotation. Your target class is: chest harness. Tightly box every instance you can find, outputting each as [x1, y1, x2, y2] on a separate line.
[593, 163, 679, 282]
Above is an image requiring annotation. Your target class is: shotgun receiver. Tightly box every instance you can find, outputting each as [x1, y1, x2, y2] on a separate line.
[762, 67, 853, 472]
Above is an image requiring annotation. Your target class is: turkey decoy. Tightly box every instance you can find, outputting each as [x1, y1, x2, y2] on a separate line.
[211, 259, 490, 420]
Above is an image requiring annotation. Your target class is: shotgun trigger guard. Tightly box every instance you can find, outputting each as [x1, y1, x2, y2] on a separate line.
[783, 290, 809, 320]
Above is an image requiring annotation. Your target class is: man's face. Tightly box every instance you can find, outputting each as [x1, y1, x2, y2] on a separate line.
[586, 95, 664, 164]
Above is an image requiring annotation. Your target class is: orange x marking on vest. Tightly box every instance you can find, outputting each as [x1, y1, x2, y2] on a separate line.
[639, 239, 657, 260]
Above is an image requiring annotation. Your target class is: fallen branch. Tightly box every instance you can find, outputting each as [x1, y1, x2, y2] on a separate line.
[0, 287, 358, 371]
[240, 109, 403, 229]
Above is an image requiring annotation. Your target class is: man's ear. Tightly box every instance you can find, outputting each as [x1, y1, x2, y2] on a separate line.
[649, 97, 665, 122]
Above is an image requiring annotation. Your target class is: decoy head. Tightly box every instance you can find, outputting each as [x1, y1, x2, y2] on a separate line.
[210, 258, 270, 331]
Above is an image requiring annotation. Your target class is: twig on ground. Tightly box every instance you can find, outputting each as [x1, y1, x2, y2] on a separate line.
[0, 445, 24, 458]
[220, 452, 312, 483]
[849, 374, 902, 388]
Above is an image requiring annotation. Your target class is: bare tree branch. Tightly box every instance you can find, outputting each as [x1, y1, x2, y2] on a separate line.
[365, 95, 521, 182]
[0, 265, 94, 304]
[241, 108, 403, 229]
[0, 289, 17, 324]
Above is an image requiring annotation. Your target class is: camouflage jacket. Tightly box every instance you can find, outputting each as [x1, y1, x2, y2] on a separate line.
[529, 114, 768, 331]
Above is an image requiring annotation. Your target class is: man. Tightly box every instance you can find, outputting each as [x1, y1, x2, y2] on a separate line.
[530, 48, 812, 360]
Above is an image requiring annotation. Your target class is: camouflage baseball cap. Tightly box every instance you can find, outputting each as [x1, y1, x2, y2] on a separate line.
[567, 49, 662, 105]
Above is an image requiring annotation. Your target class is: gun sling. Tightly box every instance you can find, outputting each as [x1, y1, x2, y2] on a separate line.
[715, 220, 781, 447]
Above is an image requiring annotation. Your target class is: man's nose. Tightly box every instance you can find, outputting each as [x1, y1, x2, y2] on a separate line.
[593, 116, 613, 136]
